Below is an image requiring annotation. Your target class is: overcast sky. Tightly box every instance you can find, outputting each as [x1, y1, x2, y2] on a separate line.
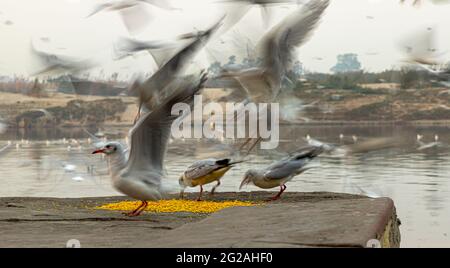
[0, 0, 450, 78]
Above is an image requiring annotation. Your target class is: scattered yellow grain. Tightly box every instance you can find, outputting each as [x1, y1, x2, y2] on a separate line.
[96, 199, 257, 214]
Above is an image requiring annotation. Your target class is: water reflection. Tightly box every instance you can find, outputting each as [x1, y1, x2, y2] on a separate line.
[0, 124, 449, 247]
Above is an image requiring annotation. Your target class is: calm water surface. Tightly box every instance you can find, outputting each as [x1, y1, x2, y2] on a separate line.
[1, 125, 449, 248]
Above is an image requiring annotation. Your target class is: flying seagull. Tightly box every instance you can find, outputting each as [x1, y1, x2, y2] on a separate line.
[132, 17, 224, 121]
[218, 0, 329, 102]
[87, 0, 178, 34]
[92, 72, 208, 216]
[112, 33, 194, 61]
[215, 0, 305, 31]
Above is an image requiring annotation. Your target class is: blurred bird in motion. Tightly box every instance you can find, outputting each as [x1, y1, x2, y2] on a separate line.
[400, 27, 449, 73]
[29, 41, 98, 76]
[216, 0, 306, 29]
[217, 0, 329, 103]
[130, 17, 224, 122]
[112, 33, 195, 61]
[91, 72, 207, 216]
[87, 0, 178, 34]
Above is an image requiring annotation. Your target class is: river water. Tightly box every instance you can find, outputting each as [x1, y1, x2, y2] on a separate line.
[0, 124, 449, 248]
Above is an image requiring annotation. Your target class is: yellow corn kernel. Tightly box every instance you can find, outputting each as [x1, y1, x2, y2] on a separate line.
[95, 199, 257, 214]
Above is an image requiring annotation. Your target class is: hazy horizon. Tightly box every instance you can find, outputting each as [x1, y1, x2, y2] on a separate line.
[0, 0, 450, 78]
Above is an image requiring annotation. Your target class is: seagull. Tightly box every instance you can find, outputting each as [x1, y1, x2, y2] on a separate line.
[304, 135, 335, 153]
[92, 72, 207, 216]
[417, 134, 443, 150]
[218, 0, 329, 103]
[216, 0, 305, 29]
[87, 0, 178, 34]
[400, 27, 449, 75]
[112, 33, 194, 61]
[179, 158, 243, 201]
[29, 41, 97, 76]
[132, 17, 223, 121]
[240, 146, 323, 200]
[87, 0, 176, 17]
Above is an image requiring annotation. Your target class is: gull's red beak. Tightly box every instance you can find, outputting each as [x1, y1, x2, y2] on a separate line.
[92, 149, 105, 154]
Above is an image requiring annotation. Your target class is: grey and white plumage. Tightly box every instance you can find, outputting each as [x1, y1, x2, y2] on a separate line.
[179, 158, 242, 200]
[133, 17, 223, 117]
[92, 72, 207, 216]
[87, 0, 177, 34]
[29, 42, 97, 76]
[112, 30, 200, 62]
[218, 0, 329, 102]
[240, 146, 323, 200]
[87, 0, 174, 17]
[400, 27, 449, 77]
[215, 0, 305, 30]
[304, 135, 336, 153]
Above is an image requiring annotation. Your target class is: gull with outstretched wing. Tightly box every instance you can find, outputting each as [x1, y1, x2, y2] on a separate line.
[130, 18, 223, 123]
[92, 72, 207, 216]
[218, 0, 329, 102]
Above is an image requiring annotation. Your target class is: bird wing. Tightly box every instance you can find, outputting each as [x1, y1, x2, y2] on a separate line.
[264, 145, 323, 180]
[86, 3, 112, 17]
[138, 17, 223, 108]
[257, 0, 329, 79]
[263, 159, 304, 180]
[184, 159, 223, 180]
[232, 69, 274, 102]
[119, 5, 153, 35]
[123, 73, 207, 179]
[142, 0, 177, 10]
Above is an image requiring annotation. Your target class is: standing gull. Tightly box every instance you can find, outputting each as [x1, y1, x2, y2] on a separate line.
[179, 158, 243, 201]
[240, 146, 323, 200]
[92, 73, 207, 216]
